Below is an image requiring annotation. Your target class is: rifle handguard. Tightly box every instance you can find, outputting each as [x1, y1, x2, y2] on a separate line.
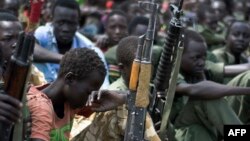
[129, 61, 140, 91]
[135, 63, 151, 107]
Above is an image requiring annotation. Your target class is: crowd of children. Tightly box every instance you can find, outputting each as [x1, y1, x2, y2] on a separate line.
[0, 0, 250, 141]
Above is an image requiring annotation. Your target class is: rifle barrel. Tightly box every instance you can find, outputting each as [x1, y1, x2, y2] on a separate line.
[178, 0, 184, 11]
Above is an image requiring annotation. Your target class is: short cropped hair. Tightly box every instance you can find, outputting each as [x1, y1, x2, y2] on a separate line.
[58, 48, 106, 80]
[128, 16, 149, 35]
[196, 4, 215, 22]
[0, 9, 18, 21]
[106, 10, 128, 25]
[225, 20, 250, 39]
[52, 0, 80, 17]
[117, 36, 139, 67]
[183, 29, 205, 52]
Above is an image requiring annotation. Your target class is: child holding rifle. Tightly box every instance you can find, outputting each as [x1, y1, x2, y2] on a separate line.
[0, 11, 46, 127]
[172, 29, 250, 141]
[72, 36, 160, 141]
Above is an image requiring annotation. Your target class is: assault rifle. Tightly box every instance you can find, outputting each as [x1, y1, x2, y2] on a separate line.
[124, 0, 159, 140]
[148, 0, 184, 139]
[0, 0, 43, 140]
[0, 32, 35, 141]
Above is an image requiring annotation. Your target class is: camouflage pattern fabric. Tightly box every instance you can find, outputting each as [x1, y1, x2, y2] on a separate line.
[71, 77, 160, 141]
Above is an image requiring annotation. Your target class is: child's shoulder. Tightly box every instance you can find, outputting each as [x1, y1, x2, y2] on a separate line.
[26, 85, 54, 141]
[27, 84, 53, 112]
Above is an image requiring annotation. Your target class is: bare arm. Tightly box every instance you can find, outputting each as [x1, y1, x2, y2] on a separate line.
[224, 63, 250, 77]
[33, 43, 62, 63]
[176, 80, 250, 100]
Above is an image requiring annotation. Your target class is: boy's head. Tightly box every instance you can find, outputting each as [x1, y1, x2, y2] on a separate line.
[117, 36, 138, 86]
[52, 0, 80, 45]
[58, 48, 106, 109]
[127, 2, 144, 22]
[128, 16, 149, 36]
[211, 0, 227, 20]
[119, 1, 144, 22]
[105, 10, 128, 45]
[181, 29, 207, 76]
[226, 21, 250, 55]
[197, 4, 218, 31]
[0, 0, 20, 17]
[128, 16, 160, 42]
[0, 11, 22, 70]
[41, 0, 55, 24]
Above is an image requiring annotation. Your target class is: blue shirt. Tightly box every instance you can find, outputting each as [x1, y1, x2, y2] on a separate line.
[34, 23, 109, 89]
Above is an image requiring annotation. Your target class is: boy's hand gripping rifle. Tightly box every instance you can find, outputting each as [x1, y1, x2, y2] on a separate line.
[148, 0, 184, 138]
[0, 0, 44, 140]
[124, 0, 159, 141]
[0, 32, 35, 141]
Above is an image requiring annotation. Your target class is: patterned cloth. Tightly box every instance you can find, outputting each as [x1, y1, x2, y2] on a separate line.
[71, 77, 160, 141]
[104, 45, 120, 84]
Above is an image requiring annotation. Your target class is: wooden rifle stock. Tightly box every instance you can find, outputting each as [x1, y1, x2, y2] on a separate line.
[0, 32, 35, 141]
[124, 0, 159, 140]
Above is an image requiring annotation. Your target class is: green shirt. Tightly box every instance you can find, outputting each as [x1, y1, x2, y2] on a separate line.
[227, 70, 250, 124]
[173, 61, 224, 121]
[212, 47, 248, 65]
[196, 24, 225, 51]
[206, 51, 219, 63]
[76, 0, 86, 5]
[108, 77, 127, 90]
[212, 47, 248, 83]
[105, 45, 163, 84]
[173, 63, 241, 141]
[178, 61, 224, 84]
[105, 45, 120, 84]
